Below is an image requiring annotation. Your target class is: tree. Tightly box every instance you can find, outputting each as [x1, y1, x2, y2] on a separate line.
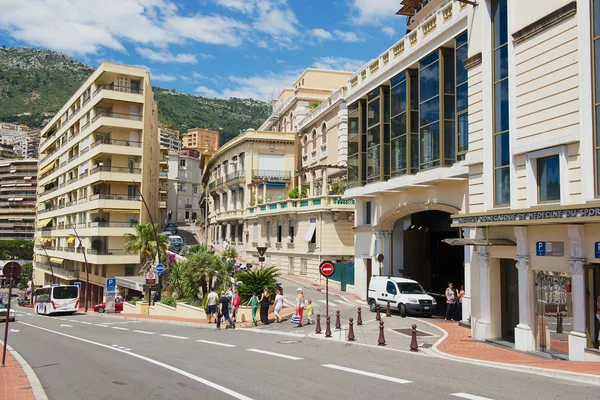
[167, 262, 186, 299]
[18, 262, 33, 288]
[236, 266, 279, 304]
[222, 246, 238, 260]
[180, 251, 226, 300]
[123, 223, 169, 268]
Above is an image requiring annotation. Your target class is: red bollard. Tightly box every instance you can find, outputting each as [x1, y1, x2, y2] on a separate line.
[376, 304, 381, 321]
[386, 301, 391, 317]
[335, 310, 341, 330]
[378, 320, 386, 346]
[347, 317, 355, 341]
[357, 307, 363, 325]
[315, 314, 322, 334]
[410, 324, 418, 352]
[325, 316, 332, 338]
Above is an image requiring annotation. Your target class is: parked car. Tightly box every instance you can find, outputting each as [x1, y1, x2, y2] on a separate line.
[367, 276, 436, 317]
[167, 235, 184, 254]
[165, 223, 178, 234]
[234, 263, 253, 274]
[161, 230, 173, 237]
[93, 298, 125, 313]
[0, 303, 15, 322]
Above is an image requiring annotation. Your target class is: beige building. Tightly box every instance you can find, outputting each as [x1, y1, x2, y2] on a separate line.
[0, 159, 37, 240]
[167, 150, 201, 223]
[159, 126, 181, 152]
[183, 128, 220, 153]
[33, 62, 159, 307]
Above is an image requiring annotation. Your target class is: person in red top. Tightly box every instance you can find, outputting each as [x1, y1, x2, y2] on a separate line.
[232, 290, 241, 323]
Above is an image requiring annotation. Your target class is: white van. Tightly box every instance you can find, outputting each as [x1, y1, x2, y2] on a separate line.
[367, 276, 436, 317]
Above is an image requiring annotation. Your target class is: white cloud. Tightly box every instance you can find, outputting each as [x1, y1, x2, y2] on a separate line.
[164, 14, 250, 47]
[196, 85, 221, 98]
[311, 28, 332, 41]
[136, 47, 199, 63]
[312, 56, 365, 72]
[352, 0, 400, 24]
[310, 28, 363, 43]
[382, 26, 397, 37]
[253, 2, 300, 37]
[333, 30, 363, 42]
[151, 73, 177, 82]
[213, 0, 255, 14]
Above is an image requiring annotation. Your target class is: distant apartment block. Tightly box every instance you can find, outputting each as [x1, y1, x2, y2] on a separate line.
[12, 130, 41, 158]
[0, 159, 37, 241]
[167, 151, 201, 224]
[183, 128, 220, 153]
[159, 126, 181, 152]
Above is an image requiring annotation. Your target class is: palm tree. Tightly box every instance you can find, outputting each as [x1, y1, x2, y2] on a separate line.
[167, 262, 186, 299]
[181, 251, 226, 300]
[123, 223, 169, 268]
[184, 243, 208, 256]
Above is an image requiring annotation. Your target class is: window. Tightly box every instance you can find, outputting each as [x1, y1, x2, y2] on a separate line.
[347, 101, 361, 187]
[266, 221, 271, 243]
[312, 129, 317, 152]
[301, 258, 308, 275]
[277, 221, 283, 243]
[193, 185, 198, 194]
[593, 0, 600, 195]
[321, 122, 327, 148]
[537, 156, 561, 202]
[456, 31, 469, 160]
[81, 263, 85, 272]
[94, 264, 99, 275]
[419, 51, 441, 170]
[253, 222, 258, 243]
[364, 201, 372, 225]
[492, 0, 510, 206]
[179, 159, 186, 167]
[288, 220, 295, 240]
[192, 212, 197, 219]
[178, 183, 184, 192]
[101, 265, 107, 278]
[386, 281, 397, 295]
[125, 265, 135, 276]
[305, 218, 317, 244]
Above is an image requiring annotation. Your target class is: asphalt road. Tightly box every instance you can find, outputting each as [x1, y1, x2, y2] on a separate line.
[3, 302, 599, 400]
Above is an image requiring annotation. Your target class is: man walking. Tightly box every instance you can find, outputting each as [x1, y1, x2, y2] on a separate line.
[217, 291, 234, 330]
[445, 282, 457, 321]
[205, 288, 218, 324]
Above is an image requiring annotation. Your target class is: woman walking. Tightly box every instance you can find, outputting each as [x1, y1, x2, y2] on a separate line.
[457, 285, 465, 321]
[296, 288, 305, 328]
[274, 289, 284, 323]
[259, 287, 270, 325]
[249, 292, 259, 326]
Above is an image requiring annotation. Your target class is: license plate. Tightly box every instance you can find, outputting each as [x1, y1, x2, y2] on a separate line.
[423, 306, 430, 310]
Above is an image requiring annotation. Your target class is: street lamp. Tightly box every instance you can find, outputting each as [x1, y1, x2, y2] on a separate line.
[68, 221, 91, 312]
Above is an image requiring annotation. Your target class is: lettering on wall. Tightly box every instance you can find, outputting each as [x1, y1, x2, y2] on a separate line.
[452, 207, 600, 226]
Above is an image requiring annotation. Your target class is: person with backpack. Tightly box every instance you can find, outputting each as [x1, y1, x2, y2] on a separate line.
[217, 291, 234, 329]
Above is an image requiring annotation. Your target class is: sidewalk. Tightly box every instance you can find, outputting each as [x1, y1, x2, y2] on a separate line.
[279, 273, 364, 303]
[0, 344, 37, 400]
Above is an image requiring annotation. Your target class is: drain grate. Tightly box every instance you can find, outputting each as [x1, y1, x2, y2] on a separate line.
[393, 328, 433, 337]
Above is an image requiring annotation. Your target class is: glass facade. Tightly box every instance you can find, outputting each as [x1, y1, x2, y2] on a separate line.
[493, 0, 510, 206]
[593, 0, 600, 195]
[348, 31, 467, 184]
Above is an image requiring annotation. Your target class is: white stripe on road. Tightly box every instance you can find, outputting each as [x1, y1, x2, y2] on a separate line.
[452, 394, 494, 400]
[133, 330, 155, 335]
[160, 334, 189, 340]
[112, 327, 130, 331]
[17, 321, 253, 400]
[322, 364, 412, 384]
[241, 328, 305, 338]
[196, 340, 236, 348]
[95, 324, 109, 327]
[318, 300, 327, 304]
[247, 349, 302, 360]
[79, 321, 92, 325]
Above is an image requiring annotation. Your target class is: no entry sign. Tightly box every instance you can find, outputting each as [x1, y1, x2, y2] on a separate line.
[319, 260, 335, 278]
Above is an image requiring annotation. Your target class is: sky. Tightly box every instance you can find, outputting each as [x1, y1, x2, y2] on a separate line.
[0, 0, 407, 102]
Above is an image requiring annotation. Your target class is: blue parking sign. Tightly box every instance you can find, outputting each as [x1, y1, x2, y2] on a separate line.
[536, 241, 546, 256]
[595, 242, 600, 259]
[105, 278, 116, 294]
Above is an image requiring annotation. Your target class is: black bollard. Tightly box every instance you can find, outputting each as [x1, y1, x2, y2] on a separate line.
[325, 316, 332, 338]
[556, 311, 563, 334]
[410, 324, 419, 352]
[378, 320, 386, 346]
[315, 314, 322, 334]
[386, 301, 391, 317]
[348, 317, 355, 341]
[335, 310, 341, 330]
[376, 304, 381, 321]
[357, 307, 363, 325]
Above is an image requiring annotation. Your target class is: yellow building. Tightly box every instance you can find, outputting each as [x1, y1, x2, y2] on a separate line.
[33, 62, 160, 307]
[0, 159, 37, 240]
[183, 128, 220, 153]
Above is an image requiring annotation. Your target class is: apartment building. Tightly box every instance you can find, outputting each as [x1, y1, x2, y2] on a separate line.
[0, 159, 37, 240]
[33, 62, 160, 307]
[159, 126, 181, 152]
[11, 130, 41, 158]
[183, 128, 220, 153]
[167, 150, 201, 223]
[159, 146, 169, 226]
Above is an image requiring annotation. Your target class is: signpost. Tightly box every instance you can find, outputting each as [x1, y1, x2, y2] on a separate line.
[256, 246, 267, 268]
[73, 282, 81, 291]
[595, 242, 600, 259]
[156, 263, 164, 277]
[319, 260, 336, 319]
[376, 253, 384, 276]
[536, 241, 565, 257]
[2, 263, 21, 367]
[105, 278, 116, 314]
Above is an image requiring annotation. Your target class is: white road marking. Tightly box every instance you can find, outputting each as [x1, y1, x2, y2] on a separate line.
[247, 349, 302, 360]
[160, 334, 189, 340]
[9, 329, 20, 332]
[60, 324, 72, 328]
[95, 324, 109, 327]
[66, 319, 79, 323]
[112, 327, 129, 331]
[318, 300, 327, 305]
[133, 330, 155, 335]
[196, 340, 236, 348]
[451, 394, 494, 400]
[241, 328, 305, 338]
[322, 364, 412, 384]
[111, 344, 119, 347]
[17, 321, 253, 400]
[79, 321, 92, 325]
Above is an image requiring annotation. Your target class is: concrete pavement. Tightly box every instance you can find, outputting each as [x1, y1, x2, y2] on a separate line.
[5, 305, 599, 400]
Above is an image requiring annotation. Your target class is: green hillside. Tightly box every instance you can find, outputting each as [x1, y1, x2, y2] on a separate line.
[0, 47, 269, 144]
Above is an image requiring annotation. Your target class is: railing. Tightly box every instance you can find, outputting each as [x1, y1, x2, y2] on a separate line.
[298, 87, 346, 130]
[88, 221, 138, 228]
[36, 263, 80, 279]
[88, 194, 141, 201]
[226, 170, 244, 183]
[92, 84, 144, 97]
[92, 110, 142, 123]
[91, 138, 142, 148]
[252, 170, 291, 180]
[89, 165, 142, 175]
[185, 204, 192, 209]
[333, 197, 355, 205]
[66, 175, 78, 184]
[87, 248, 130, 255]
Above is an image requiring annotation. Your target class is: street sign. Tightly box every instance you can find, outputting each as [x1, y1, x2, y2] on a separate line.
[74, 282, 81, 291]
[256, 246, 267, 256]
[595, 242, 600, 259]
[2, 264, 22, 280]
[105, 278, 116, 294]
[536, 241, 564, 257]
[156, 263, 164, 276]
[145, 270, 156, 285]
[319, 260, 336, 278]
[376, 253, 384, 263]
[258, 256, 266, 262]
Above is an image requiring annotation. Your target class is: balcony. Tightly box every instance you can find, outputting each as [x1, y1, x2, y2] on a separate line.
[226, 170, 245, 184]
[252, 170, 291, 180]
[159, 201, 167, 208]
[247, 195, 355, 217]
[90, 138, 142, 149]
[92, 110, 142, 123]
[184, 204, 192, 209]
[89, 194, 141, 201]
[89, 165, 142, 176]
[86, 248, 130, 255]
[92, 84, 144, 97]
[35, 263, 80, 279]
[159, 171, 168, 179]
[88, 221, 137, 228]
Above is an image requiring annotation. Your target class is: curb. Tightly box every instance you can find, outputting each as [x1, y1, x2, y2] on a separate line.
[415, 318, 600, 387]
[1, 342, 48, 400]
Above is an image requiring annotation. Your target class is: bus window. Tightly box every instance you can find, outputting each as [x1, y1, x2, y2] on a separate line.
[53, 286, 79, 299]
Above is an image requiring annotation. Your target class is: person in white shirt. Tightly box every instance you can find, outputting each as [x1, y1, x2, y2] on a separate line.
[204, 288, 219, 324]
[274, 289, 284, 323]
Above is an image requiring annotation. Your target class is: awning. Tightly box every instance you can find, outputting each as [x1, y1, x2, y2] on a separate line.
[106, 209, 140, 214]
[304, 219, 317, 242]
[88, 209, 100, 214]
[0, 162, 10, 167]
[115, 276, 146, 292]
[24, 176, 32, 180]
[49, 257, 64, 265]
[40, 238, 52, 245]
[39, 163, 54, 176]
[67, 237, 76, 244]
[443, 238, 516, 246]
[37, 218, 52, 228]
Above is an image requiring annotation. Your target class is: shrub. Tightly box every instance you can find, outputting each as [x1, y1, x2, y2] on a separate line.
[129, 297, 141, 305]
[160, 294, 177, 308]
[288, 187, 299, 199]
[236, 265, 279, 304]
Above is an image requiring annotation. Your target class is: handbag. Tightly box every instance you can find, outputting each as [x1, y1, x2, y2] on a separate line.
[291, 315, 301, 324]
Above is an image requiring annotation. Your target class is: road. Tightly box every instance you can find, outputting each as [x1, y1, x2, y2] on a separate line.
[3, 301, 599, 400]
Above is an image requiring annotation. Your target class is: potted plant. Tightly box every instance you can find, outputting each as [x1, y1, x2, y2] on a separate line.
[91, 239, 103, 252]
[288, 187, 300, 199]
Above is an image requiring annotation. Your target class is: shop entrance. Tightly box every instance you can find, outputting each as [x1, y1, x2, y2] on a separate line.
[500, 259, 519, 341]
[585, 265, 600, 349]
[535, 271, 571, 356]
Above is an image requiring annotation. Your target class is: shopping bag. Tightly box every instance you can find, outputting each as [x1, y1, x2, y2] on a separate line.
[291, 315, 300, 324]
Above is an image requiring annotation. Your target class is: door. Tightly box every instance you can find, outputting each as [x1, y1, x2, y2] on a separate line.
[366, 258, 372, 299]
[500, 259, 519, 341]
[585, 265, 600, 349]
[535, 271, 571, 355]
[129, 131, 140, 145]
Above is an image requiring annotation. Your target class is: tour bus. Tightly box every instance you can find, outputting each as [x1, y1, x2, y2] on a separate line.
[34, 285, 80, 316]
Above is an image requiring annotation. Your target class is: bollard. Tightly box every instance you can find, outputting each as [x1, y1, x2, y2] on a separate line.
[325, 316, 332, 338]
[556, 311, 563, 334]
[348, 317, 356, 341]
[376, 304, 381, 321]
[378, 320, 386, 346]
[386, 301, 391, 317]
[410, 324, 419, 352]
[315, 314, 322, 334]
[357, 307, 363, 325]
[335, 310, 341, 330]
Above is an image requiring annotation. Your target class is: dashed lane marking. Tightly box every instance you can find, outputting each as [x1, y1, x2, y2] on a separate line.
[241, 328, 306, 338]
[112, 327, 130, 331]
[160, 334, 189, 340]
[79, 321, 92, 325]
[322, 364, 412, 384]
[196, 340, 236, 348]
[451, 394, 494, 400]
[133, 330, 155, 335]
[247, 349, 302, 360]
[95, 324, 109, 327]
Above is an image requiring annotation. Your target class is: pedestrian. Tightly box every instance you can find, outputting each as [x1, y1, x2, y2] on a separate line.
[232, 290, 241, 323]
[445, 282, 457, 321]
[457, 284, 465, 321]
[217, 291, 234, 330]
[274, 289, 284, 323]
[306, 299, 313, 325]
[227, 287, 233, 318]
[259, 287, 270, 325]
[596, 294, 600, 344]
[152, 291, 158, 306]
[205, 288, 218, 324]
[249, 292, 259, 326]
[296, 288, 305, 328]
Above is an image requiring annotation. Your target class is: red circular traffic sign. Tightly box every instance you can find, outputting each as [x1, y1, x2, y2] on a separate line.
[319, 261, 335, 278]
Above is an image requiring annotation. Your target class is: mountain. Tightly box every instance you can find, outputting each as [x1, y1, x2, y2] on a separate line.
[0, 47, 269, 145]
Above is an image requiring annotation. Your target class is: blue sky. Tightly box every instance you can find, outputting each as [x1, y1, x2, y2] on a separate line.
[0, 0, 407, 101]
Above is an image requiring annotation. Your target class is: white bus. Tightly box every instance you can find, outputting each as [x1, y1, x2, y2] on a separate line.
[34, 285, 80, 316]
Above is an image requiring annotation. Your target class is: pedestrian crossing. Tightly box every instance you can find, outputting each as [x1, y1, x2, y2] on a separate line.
[316, 299, 354, 307]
